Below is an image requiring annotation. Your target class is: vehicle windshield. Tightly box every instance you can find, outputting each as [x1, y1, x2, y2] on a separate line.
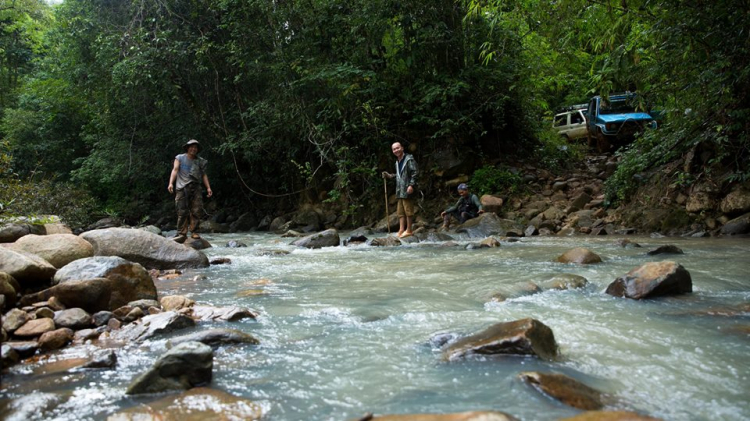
[600, 100, 637, 114]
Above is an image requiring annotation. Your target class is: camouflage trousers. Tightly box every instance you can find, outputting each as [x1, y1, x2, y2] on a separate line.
[175, 184, 203, 235]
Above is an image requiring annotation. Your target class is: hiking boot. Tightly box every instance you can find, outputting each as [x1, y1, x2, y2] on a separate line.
[172, 234, 187, 243]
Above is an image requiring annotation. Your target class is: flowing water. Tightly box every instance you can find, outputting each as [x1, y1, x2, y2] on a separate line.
[1, 233, 749, 421]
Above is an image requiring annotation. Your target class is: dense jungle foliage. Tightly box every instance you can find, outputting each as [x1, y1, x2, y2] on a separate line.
[1, 0, 748, 228]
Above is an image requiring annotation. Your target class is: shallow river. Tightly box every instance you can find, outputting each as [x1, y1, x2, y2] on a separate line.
[1, 233, 749, 421]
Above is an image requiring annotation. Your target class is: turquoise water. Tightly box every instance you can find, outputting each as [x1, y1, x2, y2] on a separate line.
[1, 233, 749, 420]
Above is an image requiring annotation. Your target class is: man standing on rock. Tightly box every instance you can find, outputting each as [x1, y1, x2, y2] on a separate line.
[167, 139, 212, 242]
[440, 183, 484, 230]
[382, 142, 418, 238]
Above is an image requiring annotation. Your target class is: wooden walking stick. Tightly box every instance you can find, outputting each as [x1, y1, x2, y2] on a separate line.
[383, 176, 391, 234]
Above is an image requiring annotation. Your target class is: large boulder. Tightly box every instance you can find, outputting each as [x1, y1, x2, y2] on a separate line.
[19, 277, 157, 313]
[0, 247, 56, 285]
[720, 188, 750, 215]
[11, 234, 94, 269]
[126, 341, 213, 395]
[373, 213, 401, 233]
[290, 228, 340, 248]
[556, 248, 602, 264]
[443, 318, 558, 361]
[80, 228, 209, 269]
[605, 261, 692, 299]
[108, 387, 262, 420]
[720, 212, 750, 235]
[0, 222, 44, 243]
[455, 213, 525, 239]
[54, 256, 136, 285]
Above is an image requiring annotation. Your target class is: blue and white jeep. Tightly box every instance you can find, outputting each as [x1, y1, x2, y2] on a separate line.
[586, 93, 656, 152]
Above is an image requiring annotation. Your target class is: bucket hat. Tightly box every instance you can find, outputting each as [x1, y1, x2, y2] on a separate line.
[183, 139, 201, 152]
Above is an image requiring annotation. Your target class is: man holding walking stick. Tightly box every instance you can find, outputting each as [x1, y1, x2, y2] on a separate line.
[382, 142, 418, 238]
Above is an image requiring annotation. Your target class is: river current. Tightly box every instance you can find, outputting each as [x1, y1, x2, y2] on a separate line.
[1, 233, 749, 421]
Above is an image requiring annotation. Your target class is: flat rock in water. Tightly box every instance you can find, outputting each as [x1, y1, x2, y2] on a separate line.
[443, 318, 558, 361]
[166, 328, 260, 348]
[455, 213, 524, 239]
[109, 387, 262, 420]
[556, 247, 602, 264]
[367, 236, 402, 247]
[518, 371, 607, 410]
[290, 228, 340, 248]
[109, 311, 196, 342]
[646, 245, 684, 255]
[190, 305, 258, 322]
[558, 410, 662, 421]
[536, 274, 589, 291]
[366, 412, 519, 421]
[606, 261, 692, 299]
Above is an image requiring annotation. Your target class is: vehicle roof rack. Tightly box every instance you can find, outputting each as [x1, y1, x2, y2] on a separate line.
[557, 103, 588, 112]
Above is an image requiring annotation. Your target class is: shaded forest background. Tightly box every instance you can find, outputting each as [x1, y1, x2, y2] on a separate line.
[1, 0, 748, 229]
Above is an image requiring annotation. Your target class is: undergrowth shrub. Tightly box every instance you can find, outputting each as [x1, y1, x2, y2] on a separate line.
[470, 165, 523, 196]
[0, 177, 100, 229]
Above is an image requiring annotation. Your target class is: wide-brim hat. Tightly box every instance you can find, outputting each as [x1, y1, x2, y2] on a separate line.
[183, 139, 201, 152]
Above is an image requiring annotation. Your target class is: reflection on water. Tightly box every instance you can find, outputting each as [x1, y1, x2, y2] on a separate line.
[2, 233, 749, 421]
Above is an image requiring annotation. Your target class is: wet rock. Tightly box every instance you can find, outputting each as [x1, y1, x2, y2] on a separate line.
[518, 371, 607, 410]
[556, 248, 602, 264]
[129, 299, 160, 311]
[479, 237, 501, 248]
[366, 411, 518, 420]
[3, 341, 39, 358]
[281, 230, 304, 238]
[109, 311, 196, 342]
[10, 234, 94, 269]
[74, 327, 105, 343]
[455, 213, 525, 239]
[190, 305, 258, 322]
[428, 332, 460, 349]
[184, 237, 212, 250]
[225, 240, 247, 248]
[0, 272, 19, 308]
[537, 274, 589, 291]
[616, 239, 641, 248]
[524, 225, 539, 237]
[367, 236, 402, 247]
[291, 228, 341, 248]
[344, 234, 369, 246]
[230, 212, 259, 232]
[605, 261, 692, 299]
[54, 308, 93, 329]
[0, 247, 57, 285]
[38, 328, 74, 351]
[166, 328, 260, 349]
[646, 245, 684, 255]
[92, 311, 114, 326]
[123, 306, 146, 323]
[82, 349, 118, 369]
[109, 387, 262, 420]
[161, 295, 196, 311]
[3, 308, 29, 333]
[558, 411, 662, 421]
[415, 232, 454, 242]
[443, 318, 558, 361]
[113, 305, 134, 319]
[107, 318, 122, 330]
[720, 212, 750, 235]
[126, 341, 213, 395]
[80, 227, 209, 269]
[14, 317, 56, 337]
[2, 343, 20, 366]
[210, 257, 232, 265]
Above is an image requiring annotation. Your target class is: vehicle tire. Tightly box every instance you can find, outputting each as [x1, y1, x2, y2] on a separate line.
[596, 131, 610, 153]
